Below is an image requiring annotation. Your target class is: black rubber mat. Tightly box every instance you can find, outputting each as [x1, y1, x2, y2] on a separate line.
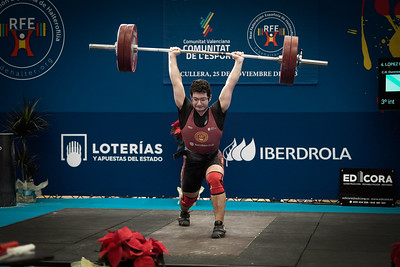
[0, 208, 399, 266]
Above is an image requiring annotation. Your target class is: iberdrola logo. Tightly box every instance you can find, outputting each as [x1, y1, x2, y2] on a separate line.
[223, 138, 256, 167]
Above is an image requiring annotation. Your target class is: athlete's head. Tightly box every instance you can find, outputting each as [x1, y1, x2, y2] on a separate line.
[190, 79, 211, 98]
[190, 79, 211, 114]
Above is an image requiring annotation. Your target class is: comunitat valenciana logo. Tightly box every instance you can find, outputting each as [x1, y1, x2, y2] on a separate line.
[200, 12, 214, 37]
[247, 11, 296, 57]
[61, 134, 164, 168]
[0, 0, 65, 80]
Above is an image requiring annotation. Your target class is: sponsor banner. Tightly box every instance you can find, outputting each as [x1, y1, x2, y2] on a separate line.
[19, 112, 400, 199]
[60, 133, 164, 168]
[222, 138, 352, 167]
[163, 0, 319, 85]
[339, 168, 396, 207]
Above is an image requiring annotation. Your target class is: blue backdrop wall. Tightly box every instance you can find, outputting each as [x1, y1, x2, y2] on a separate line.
[1, 0, 399, 200]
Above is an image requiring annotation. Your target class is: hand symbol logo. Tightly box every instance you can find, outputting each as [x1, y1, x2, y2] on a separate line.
[66, 141, 82, 167]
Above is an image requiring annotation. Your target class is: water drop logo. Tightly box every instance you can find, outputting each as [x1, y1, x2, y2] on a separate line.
[222, 138, 256, 166]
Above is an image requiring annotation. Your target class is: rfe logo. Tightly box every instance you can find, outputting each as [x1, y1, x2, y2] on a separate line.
[0, 0, 65, 80]
[7, 18, 40, 57]
[247, 11, 296, 57]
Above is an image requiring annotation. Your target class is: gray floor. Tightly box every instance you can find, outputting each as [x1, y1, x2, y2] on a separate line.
[0, 208, 399, 266]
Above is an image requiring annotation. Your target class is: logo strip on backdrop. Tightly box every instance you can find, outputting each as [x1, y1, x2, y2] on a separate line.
[61, 134, 164, 168]
[163, 0, 319, 84]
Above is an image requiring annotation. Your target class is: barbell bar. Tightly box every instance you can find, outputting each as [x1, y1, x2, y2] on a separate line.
[89, 44, 282, 61]
[89, 24, 328, 85]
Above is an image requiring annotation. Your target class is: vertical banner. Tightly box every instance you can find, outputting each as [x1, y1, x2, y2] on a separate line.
[339, 168, 396, 207]
[163, 0, 319, 85]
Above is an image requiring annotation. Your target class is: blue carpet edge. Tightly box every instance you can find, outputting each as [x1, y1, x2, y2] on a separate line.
[1, 198, 399, 227]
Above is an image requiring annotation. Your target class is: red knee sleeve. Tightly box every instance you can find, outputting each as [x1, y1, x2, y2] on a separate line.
[206, 171, 224, 195]
[180, 195, 197, 208]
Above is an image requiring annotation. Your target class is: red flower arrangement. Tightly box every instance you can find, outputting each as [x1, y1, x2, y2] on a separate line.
[170, 120, 184, 150]
[97, 226, 169, 267]
[392, 242, 400, 267]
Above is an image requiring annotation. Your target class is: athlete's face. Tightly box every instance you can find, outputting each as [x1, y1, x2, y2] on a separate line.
[191, 92, 210, 115]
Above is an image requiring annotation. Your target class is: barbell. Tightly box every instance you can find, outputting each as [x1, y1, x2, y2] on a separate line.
[89, 24, 328, 85]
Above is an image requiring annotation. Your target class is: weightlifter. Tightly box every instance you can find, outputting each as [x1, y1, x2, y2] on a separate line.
[169, 47, 244, 238]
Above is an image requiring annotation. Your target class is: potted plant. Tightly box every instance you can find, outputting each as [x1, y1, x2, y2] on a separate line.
[5, 98, 49, 203]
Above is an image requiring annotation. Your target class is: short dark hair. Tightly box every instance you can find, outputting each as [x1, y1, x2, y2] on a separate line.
[189, 79, 211, 97]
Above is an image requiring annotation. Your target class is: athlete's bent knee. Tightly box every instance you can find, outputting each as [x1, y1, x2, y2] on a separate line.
[206, 171, 224, 195]
[180, 195, 198, 208]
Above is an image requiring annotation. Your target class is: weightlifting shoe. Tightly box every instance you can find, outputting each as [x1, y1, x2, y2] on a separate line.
[211, 220, 226, 238]
[178, 210, 190, 226]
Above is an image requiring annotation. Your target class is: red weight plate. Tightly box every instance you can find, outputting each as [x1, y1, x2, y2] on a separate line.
[286, 36, 298, 85]
[122, 24, 133, 72]
[118, 24, 138, 72]
[117, 24, 128, 72]
[279, 35, 292, 84]
[129, 24, 138, 72]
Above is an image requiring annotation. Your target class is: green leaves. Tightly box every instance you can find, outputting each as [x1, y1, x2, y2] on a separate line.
[6, 98, 48, 140]
[5, 98, 48, 182]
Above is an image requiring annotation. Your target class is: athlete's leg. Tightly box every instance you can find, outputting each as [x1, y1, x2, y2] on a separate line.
[206, 164, 226, 238]
[206, 165, 226, 222]
[180, 191, 200, 212]
[178, 190, 199, 226]
[178, 155, 203, 226]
